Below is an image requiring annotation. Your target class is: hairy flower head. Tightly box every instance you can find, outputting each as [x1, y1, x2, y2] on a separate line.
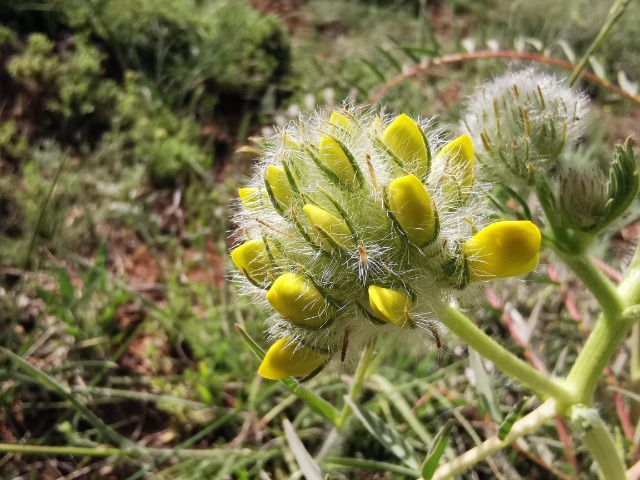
[463, 69, 589, 191]
[232, 106, 542, 377]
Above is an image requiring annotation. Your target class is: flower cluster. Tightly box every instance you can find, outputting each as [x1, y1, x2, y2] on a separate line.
[464, 69, 638, 240]
[232, 107, 541, 380]
[462, 69, 589, 192]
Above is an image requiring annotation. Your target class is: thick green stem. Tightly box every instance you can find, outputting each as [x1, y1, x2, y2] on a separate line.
[553, 250, 623, 319]
[439, 306, 574, 404]
[572, 407, 627, 480]
[432, 399, 558, 480]
[565, 246, 640, 403]
[565, 314, 631, 404]
[336, 338, 375, 429]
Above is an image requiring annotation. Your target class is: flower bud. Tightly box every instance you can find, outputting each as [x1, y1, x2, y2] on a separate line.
[303, 204, 354, 253]
[382, 114, 430, 179]
[435, 134, 474, 205]
[238, 187, 262, 209]
[328, 111, 351, 132]
[319, 133, 357, 187]
[231, 239, 272, 286]
[265, 165, 295, 210]
[387, 174, 436, 246]
[368, 285, 413, 328]
[462, 221, 541, 281]
[266, 273, 336, 328]
[258, 337, 328, 380]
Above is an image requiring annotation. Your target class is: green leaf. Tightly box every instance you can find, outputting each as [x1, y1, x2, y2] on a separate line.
[469, 349, 502, 423]
[343, 396, 419, 470]
[399, 46, 438, 59]
[360, 59, 386, 82]
[421, 420, 454, 480]
[323, 456, 420, 477]
[84, 243, 108, 290]
[372, 374, 432, 445]
[57, 268, 75, 306]
[234, 324, 339, 425]
[376, 46, 403, 73]
[283, 419, 323, 480]
[498, 399, 526, 440]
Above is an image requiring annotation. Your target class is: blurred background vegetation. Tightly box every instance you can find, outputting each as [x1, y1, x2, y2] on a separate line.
[0, 0, 639, 478]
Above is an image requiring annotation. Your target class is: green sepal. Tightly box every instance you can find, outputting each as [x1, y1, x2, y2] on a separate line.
[299, 361, 329, 383]
[374, 137, 405, 168]
[380, 263, 418, 303]
[417, 125, 433, 179]
[441, 242, 469, 290]
[281, 158, 301, 197]
[354, 299, 387, 326]
[601, 139, 639, 231]
[320, 131, 366, 187]
[313, 223, 350, 257]
[318, 187, 359, 239]
[302, 142, 349, 190]
[264, 173, 286, 216]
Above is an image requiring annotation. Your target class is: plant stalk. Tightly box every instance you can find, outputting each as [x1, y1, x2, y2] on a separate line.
[431, 399, 558, 480]
[573, 407, 627, 480]
[553, 250, 623, 319]
[439, 306, 574, 404]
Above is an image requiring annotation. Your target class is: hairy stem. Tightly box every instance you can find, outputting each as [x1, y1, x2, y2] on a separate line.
[431, 399, 558, 480]
[553, 250, 623, 320]
[439, 306, 574, 404]
[573, 407, 627, 480]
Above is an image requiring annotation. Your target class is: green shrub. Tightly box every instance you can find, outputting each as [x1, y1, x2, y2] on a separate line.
[99, 73, 211, 187]
[7, 32, 119, 118]
[11, 0, 292, 100]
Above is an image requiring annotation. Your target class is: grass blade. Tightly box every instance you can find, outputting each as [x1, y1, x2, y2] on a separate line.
[344, 396, 419, 470]
[421, 420, 454, 480]
[283, 419, 323, 480]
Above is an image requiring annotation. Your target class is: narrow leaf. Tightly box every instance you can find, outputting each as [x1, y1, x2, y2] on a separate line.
[498, 399, 526, 440]
[421, 420, 454, 480]
[283, 419, 323, 480]
[376, 46, 403, 73]
[469, 349, 502, 423]
[344, 396, 419, 470]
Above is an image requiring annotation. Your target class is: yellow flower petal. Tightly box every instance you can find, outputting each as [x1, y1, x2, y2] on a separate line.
[258, 337, 328, 380]
[265, 165, 295, 209]
[319, 133, 357, 187]
[382, 114, 430, 179]
[388, 174, 436, 246]
[328, 111, 351, 132]
[238, 187, 261, 209]
[462, 221, 541, 281]
[231, 239, 272, 285]
[436, 134, 475, 205]
[303, 204, 353, 253]
[368, 285, 412, 327]
[266, 273, 336, 328]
